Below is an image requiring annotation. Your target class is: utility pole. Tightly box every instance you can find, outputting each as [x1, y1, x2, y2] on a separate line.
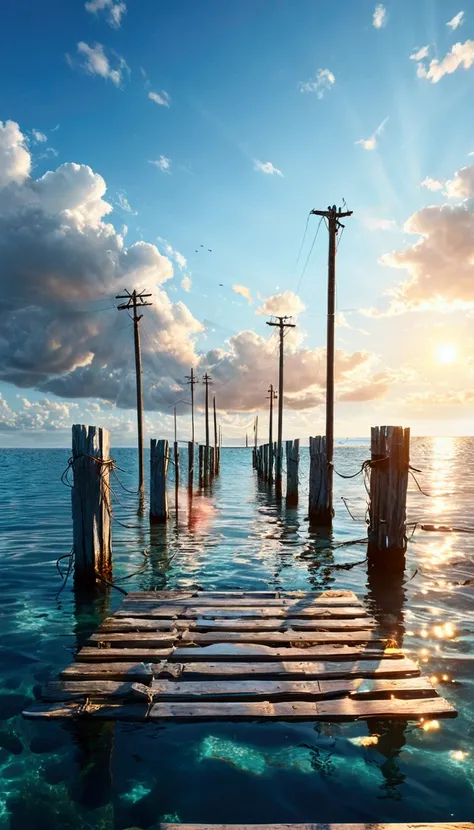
[116, 288, 152, 501]
[202, 373, 212, 484]
[185, 368, 198, 444]
[266, 384, 277, 483]
[309, 204, 353, 522]
[266, 316, 295, 491]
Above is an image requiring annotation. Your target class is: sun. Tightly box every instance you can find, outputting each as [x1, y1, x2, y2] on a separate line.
[436, 343, 457, 365]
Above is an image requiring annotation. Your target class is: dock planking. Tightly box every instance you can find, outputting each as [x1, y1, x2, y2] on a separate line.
[161, 824, 474, 830]
[24, 590, 456, 723]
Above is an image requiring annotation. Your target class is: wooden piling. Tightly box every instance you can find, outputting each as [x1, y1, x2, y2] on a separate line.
[188, 441, 194, 490]
[199, 444, 204, 487]
[150, 439, 169, 523]
[368, 426, 410, 571]
[174, 441, 179, 507]
[263, 443, 269, 481]
[72, 424, 112, 587]
[286, 439, 299, 506]
[210, 446, 215, 478]
[204, 445, 210, 486]
[308, 436, 331, 525]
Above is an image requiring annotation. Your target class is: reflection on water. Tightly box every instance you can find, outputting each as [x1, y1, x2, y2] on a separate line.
[0, 438, 473, 826]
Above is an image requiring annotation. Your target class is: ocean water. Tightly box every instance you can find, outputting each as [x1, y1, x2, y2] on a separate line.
[0, 438, 473, 829]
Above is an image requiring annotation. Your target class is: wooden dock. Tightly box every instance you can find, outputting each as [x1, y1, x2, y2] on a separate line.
[161, 825, 473, 830]
[24, 590, 456, 722]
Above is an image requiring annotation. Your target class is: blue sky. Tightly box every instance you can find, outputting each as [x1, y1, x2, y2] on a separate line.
[0, 0, 474, 445]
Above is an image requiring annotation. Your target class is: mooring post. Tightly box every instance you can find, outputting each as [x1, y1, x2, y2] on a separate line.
[199, 444, 204, 487]
[150, 439, 169, 523]
[72, 424, 112, 587]
[263, 443, 269, 481]
[308, 436, 330, 525]
[368, 425, 410, 571]
[204, 445, 210, 486]
[174, 440, 179, 508]
[286, 439, 299, 505]
[210, 445, 215, 478]
[188, 441, 194, 489]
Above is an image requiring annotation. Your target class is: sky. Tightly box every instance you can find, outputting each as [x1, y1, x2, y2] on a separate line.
[0, 0, 474, 446]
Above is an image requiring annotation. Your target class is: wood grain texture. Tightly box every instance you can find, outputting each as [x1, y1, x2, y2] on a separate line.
[172, 644, 400, 662]
[177, 617, 374, 631]
[179, 607, 369, 620]
[89, 631, 177, 647]
[76, 647, 172, 662]
[149, 696, 456, 721]
[154, 657, 420, 681]
[43, 680, 152, 700]
[61, 662, 154, 681]
[161, 824, 474, 830]
[179, 631, 385, 646]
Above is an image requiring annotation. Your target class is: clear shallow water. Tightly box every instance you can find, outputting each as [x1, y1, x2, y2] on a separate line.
[0, 438, 473, 828]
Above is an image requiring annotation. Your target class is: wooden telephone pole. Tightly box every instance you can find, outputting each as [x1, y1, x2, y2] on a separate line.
[266, 316, 295, 491]
[310, 204, 353, 522]
[116, 288, 152, 500]
[185, 368, 198, 443]
[267, 384, 277, 483]
[202, 373, 212, 484]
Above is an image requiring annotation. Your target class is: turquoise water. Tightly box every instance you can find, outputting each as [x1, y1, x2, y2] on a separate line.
[0, 438, 473, 828]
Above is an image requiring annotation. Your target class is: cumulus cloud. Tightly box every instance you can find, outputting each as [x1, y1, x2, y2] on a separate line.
[0, 119, 209, 411]
[148, 90, 171, 107]
[199, 331, 382, 412]
[161, 242, 187, 270]
[447, 11, 464, 31]
[254, 160, 283, 176]
[0, 395, 79, 432]
[378, 163, 474, 313]
[256, 291, 305, 318]
[85, 0, 126, 28]
[417, 39, 474, 83]
[0, 120, 30, 184]
[356, 117, 388, 151]
[72, 42, 129, 87]
[373, 4, 387, 28]
[181, 275, 191, 292]
[299, 68, 335, 99]
[421, 176, 443, 191]
[232, 284, 253, 305]
[149, 156, 171, 173]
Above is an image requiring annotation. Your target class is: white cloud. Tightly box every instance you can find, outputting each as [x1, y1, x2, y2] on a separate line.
[373, 4, 387, 28]
[116, 191, 137, 214]
[410, 45, 430, 61]
[356, 116, 388, 151]
[74, 42, 129, 87]
[377, 163, 474, 314]
[419, 39, 474, 83]
[447, 11, 465, 31]
[163, 242, 187, 269]
[299, 68, 335, 99]
[256, 291, 305, 317]
[254, 160, 283, 176]
[149, 156, 171, 173]
[148, 90, 171, 107]
[232, 284, 253, 305]
[32, 129, 47, 144]
[0, 120, 31, 185]
[85, 0, 126, 28]
[421, 176, 443, 191]
[363, 217, 397, 231]
[181, 275, 191, 292]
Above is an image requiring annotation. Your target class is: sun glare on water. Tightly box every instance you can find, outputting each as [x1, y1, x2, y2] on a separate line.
[436, 343, 457, 364]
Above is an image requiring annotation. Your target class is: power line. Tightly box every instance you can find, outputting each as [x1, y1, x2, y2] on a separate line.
[295, 215, 324, 295]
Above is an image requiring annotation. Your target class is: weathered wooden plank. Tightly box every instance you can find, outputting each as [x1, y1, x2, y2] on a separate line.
[155, 657, 420, 681]
[172, 644, 401, 662]
[42, 680, 152, 701]
[150, 676, 433, 702]
[99, 617, 177, 632]
[125, 591, 197, 601]
[61, 662, 154, 681]
[121, 597, 363, 607]
[180, 631, 385, 646]
[89, 632, 177, 647]
[161, 824, 474, 830]
[77, 647, 172, 662]
[115, 606, 185, 618]
[23, 702, 83, 719]
[180, 607, 369, 620]
[179, 618, 375, 632]
[149, 696, 456, 721]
